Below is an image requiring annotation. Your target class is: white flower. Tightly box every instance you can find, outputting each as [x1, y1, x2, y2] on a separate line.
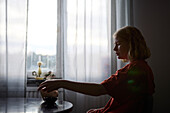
[37, 61, 43, 66]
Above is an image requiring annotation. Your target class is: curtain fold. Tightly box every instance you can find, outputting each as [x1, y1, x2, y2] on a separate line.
[0, 0, 7, 97]
[64, 0, 111, 112]
[0, 0, 27, 97]
[115, 0, 133, 70]
[0, 1, 133, 112]
[63, 0, 133, 112]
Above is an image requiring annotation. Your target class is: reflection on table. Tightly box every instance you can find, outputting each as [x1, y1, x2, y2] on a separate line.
[0, 98, 73, 113]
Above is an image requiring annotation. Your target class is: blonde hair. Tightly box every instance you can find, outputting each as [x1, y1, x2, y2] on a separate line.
[113, 26, 151, 61]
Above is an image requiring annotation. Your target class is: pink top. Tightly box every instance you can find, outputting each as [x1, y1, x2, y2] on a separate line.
[88, 60, 155, 113]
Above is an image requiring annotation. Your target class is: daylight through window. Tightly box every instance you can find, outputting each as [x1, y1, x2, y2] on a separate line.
[27, 0, 57, 78]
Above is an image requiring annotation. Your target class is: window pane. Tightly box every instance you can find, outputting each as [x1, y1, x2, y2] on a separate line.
[27, 0, 57, 78]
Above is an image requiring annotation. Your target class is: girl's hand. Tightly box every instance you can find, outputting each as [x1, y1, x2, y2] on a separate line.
[38, 80, 62, 92]
[40, 89, 58, 99]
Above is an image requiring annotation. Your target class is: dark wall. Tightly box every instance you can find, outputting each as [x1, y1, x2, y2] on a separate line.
[133, 0, 170, 113]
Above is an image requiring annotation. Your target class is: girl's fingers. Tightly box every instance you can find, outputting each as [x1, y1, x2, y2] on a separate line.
[38, 85, 45, 91]
[38, 80, 57, 92]
[38, 81, 49, 91]
[45, 86, 55, 93]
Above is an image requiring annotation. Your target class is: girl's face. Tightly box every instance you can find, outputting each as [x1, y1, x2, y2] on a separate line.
[113, 36, 130, 60]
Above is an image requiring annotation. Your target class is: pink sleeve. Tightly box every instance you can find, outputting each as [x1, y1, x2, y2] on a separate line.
[101, 71, 129, 98]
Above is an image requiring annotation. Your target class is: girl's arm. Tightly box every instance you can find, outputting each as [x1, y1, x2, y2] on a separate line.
[38, 80, 107, 96]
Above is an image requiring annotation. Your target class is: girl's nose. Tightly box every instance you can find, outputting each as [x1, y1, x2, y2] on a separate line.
[113, 45, 117, 51]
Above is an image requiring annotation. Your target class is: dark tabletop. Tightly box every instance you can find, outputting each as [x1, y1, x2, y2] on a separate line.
[0, 98, 73, 113]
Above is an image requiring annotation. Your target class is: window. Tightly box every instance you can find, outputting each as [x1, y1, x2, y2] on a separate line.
[27, 0, 57, 79]
[26, 0, 112, 88]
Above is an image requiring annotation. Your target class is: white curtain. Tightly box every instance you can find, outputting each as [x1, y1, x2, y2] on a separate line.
[115, 0, 134, 70]
[63, 0, 133, 112]
[0, 0, 27, 97]
[0, 0, 133, 112]
[64, 0, 111, 112]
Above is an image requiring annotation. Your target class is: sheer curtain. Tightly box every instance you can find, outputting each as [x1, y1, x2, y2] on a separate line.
[62, 0, 133, 112]
[0, 0, 27, 97]
[64, 0, 111, 112]
[115, 0, 134, 69]
[0, 0, 133, 110]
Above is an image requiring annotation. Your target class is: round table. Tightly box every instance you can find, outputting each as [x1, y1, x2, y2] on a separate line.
[39, 100, 73, 113]
[0, 98, 73, 113]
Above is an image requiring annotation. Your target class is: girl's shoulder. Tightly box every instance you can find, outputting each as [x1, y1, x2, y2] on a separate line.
[117, 60, 152, 75]
[129, 60, 149, 68]
[127, 60, 152, 75]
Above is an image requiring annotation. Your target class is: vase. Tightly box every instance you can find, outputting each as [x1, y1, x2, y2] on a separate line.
[38, 66, 42, 77]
